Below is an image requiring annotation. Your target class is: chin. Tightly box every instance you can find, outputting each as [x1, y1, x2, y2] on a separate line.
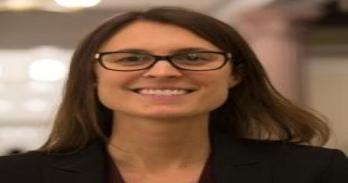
[135, 109, 208, 120]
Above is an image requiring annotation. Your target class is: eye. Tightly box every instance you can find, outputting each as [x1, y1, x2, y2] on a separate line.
[173, 53, 213, 63]
[118, 54, 145, 62]
[103, 53, 153, 65]
[185, 53, 200, 60]
[120, 57, 138, 62]
[185, 53, 209, 61]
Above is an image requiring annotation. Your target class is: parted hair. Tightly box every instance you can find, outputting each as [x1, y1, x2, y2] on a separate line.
[39, 7, 329, 153]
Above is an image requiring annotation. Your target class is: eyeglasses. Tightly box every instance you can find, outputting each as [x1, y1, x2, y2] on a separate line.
[94, 51, 232, 71]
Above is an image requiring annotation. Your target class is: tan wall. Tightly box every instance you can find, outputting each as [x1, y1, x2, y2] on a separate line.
[305, 57, 348, 153]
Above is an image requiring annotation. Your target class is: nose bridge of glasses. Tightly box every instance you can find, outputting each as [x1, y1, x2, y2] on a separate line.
[150, 55, 179, 68]
[145, 55, 182, 75]
[153, 55, 171, 62]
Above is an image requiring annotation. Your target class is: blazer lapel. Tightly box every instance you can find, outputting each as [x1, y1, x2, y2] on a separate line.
[43, 141, 107, 183]
[212, 133, 271, 183]
[41, 135, 274, 183]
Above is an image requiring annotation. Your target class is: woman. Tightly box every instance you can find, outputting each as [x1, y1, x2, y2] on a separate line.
[0, 7, 347, 183]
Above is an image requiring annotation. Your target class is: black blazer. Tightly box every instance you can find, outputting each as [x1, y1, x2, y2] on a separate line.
[1, 133, 347, 183]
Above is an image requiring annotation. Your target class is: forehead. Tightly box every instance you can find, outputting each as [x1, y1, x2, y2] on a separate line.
[100, 21, 220, 52]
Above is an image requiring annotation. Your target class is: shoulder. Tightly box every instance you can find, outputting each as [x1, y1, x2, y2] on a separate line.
[0, 151, 44, 168]
[240, 139, 348, 180]
[240, 138, 347, 160]
[0, 151, 45, 180]
[213, 133, 347, 164]
[0, 140, 106, 182]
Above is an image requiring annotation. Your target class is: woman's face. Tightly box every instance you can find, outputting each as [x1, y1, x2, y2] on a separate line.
[95, 21, 239, 120]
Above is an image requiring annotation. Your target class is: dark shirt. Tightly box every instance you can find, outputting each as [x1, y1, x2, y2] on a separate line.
[107, 154, 215, 183]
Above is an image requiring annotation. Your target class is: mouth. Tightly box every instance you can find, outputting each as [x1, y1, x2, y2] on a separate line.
[131, 88, 196, 96]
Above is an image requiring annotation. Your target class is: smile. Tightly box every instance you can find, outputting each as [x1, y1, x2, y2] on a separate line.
[133, 88, 195, 96]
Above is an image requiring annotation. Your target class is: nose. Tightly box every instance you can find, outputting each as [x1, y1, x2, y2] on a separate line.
[143, 60, 183, 78]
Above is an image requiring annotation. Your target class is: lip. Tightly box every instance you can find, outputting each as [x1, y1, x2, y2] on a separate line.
[129, 86, 198, 92]
[132, 90, 194, 103]
[131, 88, 196, 96]
[129, 87, 197, 101]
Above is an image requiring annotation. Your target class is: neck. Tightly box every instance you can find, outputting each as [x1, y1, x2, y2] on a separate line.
[107, 114, 211, 172]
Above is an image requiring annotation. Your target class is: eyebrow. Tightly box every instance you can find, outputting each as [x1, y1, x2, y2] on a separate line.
[106, 47, 218, 54]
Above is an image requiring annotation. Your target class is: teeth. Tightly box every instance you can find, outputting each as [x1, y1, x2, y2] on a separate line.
[137, 89, 190, 96]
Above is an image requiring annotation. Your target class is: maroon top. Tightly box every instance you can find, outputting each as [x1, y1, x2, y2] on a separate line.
[107, 154, 215, 183]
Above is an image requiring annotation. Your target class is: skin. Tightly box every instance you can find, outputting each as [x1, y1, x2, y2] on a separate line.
[95, 21, 240, 183]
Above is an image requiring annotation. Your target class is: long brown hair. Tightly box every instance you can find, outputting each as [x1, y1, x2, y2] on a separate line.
[39, 7, 329, 153]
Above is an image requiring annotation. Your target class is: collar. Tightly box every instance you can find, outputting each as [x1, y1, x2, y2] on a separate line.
[45, 133, 272, 183]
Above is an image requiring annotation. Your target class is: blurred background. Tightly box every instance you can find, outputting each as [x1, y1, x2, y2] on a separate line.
[0, 0, 347, 155]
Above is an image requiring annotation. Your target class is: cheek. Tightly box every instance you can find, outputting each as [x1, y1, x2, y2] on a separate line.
[196, 74, 232, 111]
[96, 79, 119, 109]
[95, 72, 133, 109]
[209, 81, 230, 106]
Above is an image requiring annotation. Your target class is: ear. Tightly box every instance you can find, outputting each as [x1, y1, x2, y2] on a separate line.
[228, 61, 243, 88]
[93, 65, 99, 84]
[228, 74, 241, 89]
